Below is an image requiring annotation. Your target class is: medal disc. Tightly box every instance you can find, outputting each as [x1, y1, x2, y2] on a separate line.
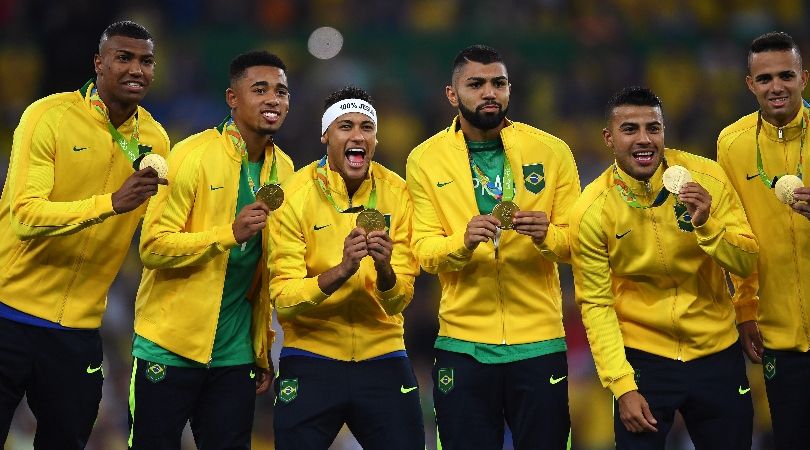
[139, 153, 168, 179]
[491, 201, 520, 229]
[774, 174, 803, 205]
[662, 165, 691, 194]
[356, 209, 386, 232]
[256, 184, 284, 211]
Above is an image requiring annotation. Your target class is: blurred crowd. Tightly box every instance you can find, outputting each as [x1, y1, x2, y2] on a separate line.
[2, 0, 806, 448]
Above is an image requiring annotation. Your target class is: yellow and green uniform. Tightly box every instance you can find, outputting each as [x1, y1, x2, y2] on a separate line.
[569, 148, 758, 398]
[0, 80, 169, 328]
[717, 107, 810, 352]
[406, 117, 581, 347]
[133, 121, 294, 369]
[268, 159, 418, 361]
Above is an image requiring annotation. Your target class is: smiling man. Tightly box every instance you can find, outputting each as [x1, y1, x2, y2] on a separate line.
[406, 45, 580, 450]
[0, 21, 169, 449]
[269, 86, 424, 450]
[570, 86, 758, 450]
[717, 31, 810, 450]
[127, 50, 294, 449]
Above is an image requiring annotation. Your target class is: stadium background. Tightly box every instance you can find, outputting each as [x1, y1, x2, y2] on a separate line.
[0, 0, 806, 448]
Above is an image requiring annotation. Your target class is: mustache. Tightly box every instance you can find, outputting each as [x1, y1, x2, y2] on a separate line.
[476, 101, 502, 112]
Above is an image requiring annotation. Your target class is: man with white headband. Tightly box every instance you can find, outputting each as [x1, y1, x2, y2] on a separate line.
[407, 44, 580, 449]
[269, 86, 424, 449]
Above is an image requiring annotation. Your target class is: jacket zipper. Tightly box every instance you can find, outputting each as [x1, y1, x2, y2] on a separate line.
[494, 235, 506, 344]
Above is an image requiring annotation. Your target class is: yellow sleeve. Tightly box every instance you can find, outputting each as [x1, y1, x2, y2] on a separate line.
[693, 178, 759, 281]
[139, 148, 237, 269]
[268, 191, 329, 319]
[716, 146, 760, 322]
[570, 194, 637, 398]
[372, 191, 419, 316]
[9, 106, 116, 239]
[534, 144, 581, 262]
[405, 156, 474, 274]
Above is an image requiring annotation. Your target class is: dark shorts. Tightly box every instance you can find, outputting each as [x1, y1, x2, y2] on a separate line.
[432, 349, 570, 450]
[615, 343, 753, 450]
[273, 355, 425, 450]
[128, 357, 257, 450]
[0, 316, 103, 450]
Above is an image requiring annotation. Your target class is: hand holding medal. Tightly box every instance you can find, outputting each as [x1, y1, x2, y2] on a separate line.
[662, 165, 691, 195]
[491, 201, 520, 230]
[356, 208, 387, 232]
[775, 175, 803, 205]
[255, 184, 284, 211]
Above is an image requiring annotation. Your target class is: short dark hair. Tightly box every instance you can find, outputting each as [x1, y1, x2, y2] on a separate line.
[748, 31, 802, 72]
[230, 51, 287, 85]
[451, 45, 504, 81]
[605, 86, 663, 123]
[323, 85, 373, 111]
[98, 21, 153, 52]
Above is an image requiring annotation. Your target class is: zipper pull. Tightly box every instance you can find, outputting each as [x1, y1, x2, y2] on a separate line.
[493, 228, 501, 258]
[778, 127, 784, 141]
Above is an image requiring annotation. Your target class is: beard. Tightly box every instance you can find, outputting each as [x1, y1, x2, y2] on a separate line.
[458, 100, 508, 131]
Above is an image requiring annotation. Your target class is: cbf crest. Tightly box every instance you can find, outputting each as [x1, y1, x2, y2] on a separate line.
[278, 378, 299, 403]
[674, 202, 694, 232]
[145, 362, 166, 383]
[522, 163, 545, 194]
[437, 367, 454, 394]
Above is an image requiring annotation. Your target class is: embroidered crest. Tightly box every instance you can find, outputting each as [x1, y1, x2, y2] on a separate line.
[437, 367, 454, 394]
[522, 163, 545, 194]
[279, 378, 299, 403]
[145, 362, 166, 383]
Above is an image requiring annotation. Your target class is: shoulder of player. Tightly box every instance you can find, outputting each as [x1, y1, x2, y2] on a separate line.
[19, 91, 83, 125]
[280, 160, 320, 201]
[407, 126, 455, 166]
[569, 170, 612, 237]
[272, 145, 295, 173]
[666, 148, 727, 184]
[717, 112, 757, 149]
[506, 121, 572, 153]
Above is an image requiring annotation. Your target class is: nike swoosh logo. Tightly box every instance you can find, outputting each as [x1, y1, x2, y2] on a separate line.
[616, 230, 631, 239]
[86, 364, 102, 374]
[746, 174, 759, 180]
[549, 375, 567, 385]
[436, 180, 454, 188]
[73, 146, 88, 152]
[739, 386, 751, 395]
[400, 385, 418, 394]
[210, 185, 224, 190]
[314, 224, 331, 231]
[249, 370, 256, 379]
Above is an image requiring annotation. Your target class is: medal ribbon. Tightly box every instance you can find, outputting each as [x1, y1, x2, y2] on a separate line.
[315, 155, 377, 212]
[755, 108, 806, 188]
[467, 149, 515, 202]
[223, 116, 278, 198]
[89, 83, 140, 163]
[612, 164, 670, 209]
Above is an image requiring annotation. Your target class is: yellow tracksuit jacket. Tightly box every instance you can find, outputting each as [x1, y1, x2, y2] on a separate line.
[134, 127, 294, 368]
[569, 148, 758, 397]
[269, 161, 418, 361]
[0, 87, 169, 328]
[718, 109, 810, 352]
[406, 117, 581, 345]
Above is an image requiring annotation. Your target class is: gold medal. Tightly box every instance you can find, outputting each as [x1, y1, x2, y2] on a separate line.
[356, 209, 386, 232]
[491, 201, 520, 229]
[774, 174, 803, 205]
[255, 184, 284, 211]
[139, 153, 168, 179]
[662, 165, 691, 194]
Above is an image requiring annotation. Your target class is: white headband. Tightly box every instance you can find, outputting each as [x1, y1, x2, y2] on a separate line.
[321, 99, 377, 135]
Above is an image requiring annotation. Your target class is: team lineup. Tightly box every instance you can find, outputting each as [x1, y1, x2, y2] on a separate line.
[0, 19, 809, 450]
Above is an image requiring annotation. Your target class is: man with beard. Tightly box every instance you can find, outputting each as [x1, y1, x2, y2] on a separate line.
[0, 21, 168, 449]
[406, 45, 580, 449]
[269, 86, 424, 449]
[127, 51, 294, 449]
[570, 86, 757, 450]
[717, 31, 810, 449]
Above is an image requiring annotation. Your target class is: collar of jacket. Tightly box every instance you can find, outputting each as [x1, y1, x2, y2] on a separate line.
[760, 106, 805, 142]
[220, 123, 279, 165]
[613, 150, 668, 198]
[446, 115, 514, 151]
[315, 157, 376, 211]
[78, 79, 140, 129]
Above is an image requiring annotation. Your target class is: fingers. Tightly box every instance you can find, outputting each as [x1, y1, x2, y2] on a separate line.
[639, 401, 659, 432]
[255, 371, 271, 395]
[471, 215, 501, 230]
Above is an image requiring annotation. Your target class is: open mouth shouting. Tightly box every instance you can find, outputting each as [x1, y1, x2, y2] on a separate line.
[345, 147, 367, 169]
